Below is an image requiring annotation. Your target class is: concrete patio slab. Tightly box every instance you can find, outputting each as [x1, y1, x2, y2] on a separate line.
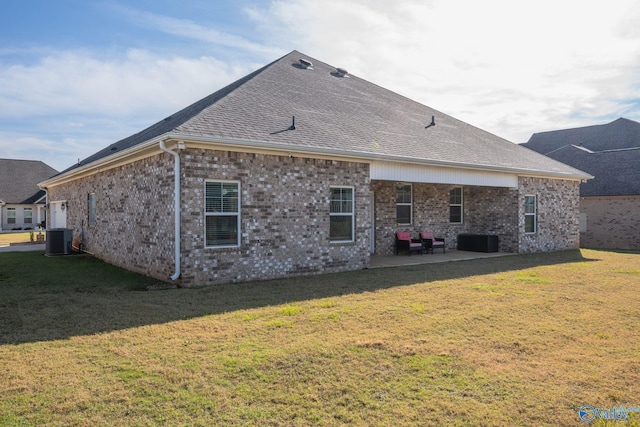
[368, 249, 515, 269]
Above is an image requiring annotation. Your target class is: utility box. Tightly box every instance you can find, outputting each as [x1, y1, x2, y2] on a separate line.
[46, 228, 73, 255]
[457, 234, 499, 253]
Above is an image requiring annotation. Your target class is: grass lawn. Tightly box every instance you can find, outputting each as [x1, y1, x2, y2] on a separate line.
[1, 249, 639, 426]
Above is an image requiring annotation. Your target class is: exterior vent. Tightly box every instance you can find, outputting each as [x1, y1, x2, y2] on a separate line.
[335, 67, 348, 77]
[299, 58, 313, 69]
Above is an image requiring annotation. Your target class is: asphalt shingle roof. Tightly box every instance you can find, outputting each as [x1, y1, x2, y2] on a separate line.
[62, 50, 587, 179]
[524, 118, 640, 153]
[522, 118, 640, 196]
[0, 159, 58, 203]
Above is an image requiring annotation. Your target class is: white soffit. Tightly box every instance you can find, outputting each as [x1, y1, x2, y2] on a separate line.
[370, 161, 518, 188]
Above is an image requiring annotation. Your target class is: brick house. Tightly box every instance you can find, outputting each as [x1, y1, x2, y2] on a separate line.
[522, 118, 640, 250]
[0, 159, 57, 230]
[39, 51, 591, 286]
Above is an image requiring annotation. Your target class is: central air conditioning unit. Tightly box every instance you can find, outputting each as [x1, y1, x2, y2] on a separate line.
[45, 228, 73, 255]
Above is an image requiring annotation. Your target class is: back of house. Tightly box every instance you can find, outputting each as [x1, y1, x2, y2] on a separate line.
[40, 50, 591, 286]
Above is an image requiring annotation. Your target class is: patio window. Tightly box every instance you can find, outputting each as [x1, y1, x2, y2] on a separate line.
[449, 187, 463, 223]
[7, 208, 16, 224]
[396, 184, 412, 224]
[330, 186, 354, 242]
[88, 193, 96, 227]
[524, 195, 537, 233]
[23, 208, 33, 224]
[205, 181, 240, 248]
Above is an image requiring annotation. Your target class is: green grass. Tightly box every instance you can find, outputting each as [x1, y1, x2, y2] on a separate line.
[1, 249, 640, 426]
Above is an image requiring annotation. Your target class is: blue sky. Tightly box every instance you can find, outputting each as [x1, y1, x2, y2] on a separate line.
[2, 0, 640, 171]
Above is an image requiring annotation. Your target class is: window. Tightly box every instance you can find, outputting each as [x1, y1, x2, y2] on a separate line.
[205, 181, 240, 247]
[449, 187, 463, 223]
[88, 193, 96, 227]
[396, 184, 412, 224]
[330, 186, 354, 242]
[524, 195, 537, 233]
[7, 208, 16, 224]
[23, 208, 33, 224]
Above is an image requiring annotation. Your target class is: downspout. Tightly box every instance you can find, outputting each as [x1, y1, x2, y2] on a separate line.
[159, 139, 181, 281]
[36, 185, 47, 230]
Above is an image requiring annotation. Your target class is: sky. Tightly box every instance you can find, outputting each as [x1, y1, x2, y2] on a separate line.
[1, 0, 640, 172]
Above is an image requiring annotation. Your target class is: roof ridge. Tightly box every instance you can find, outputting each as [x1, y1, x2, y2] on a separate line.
[47, 50, 591, 183]
[0, 158, 53, 164]
[596, 146, 640, 154]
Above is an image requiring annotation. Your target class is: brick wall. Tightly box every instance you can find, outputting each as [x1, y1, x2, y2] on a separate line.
[47, 154, 176, 281]
[180, 149, 371, 286]
[49, 149, 370, 286]
[518, 177, 581, 253]
[47, 150, 583, 286]
[49, 149, 371, 286]
[580, 195, 640, 250]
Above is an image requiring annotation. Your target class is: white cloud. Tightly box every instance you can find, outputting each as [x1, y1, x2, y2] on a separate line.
[2, 0, 640, 172]
[0, 49, 251, 118]
[246, 0, 640, 141]
[0, 49, 255, 169]
[112, 5, 283, 60]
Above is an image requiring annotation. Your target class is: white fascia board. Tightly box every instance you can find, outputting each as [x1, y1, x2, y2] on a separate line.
[38, 136, 170, 188]
[38, 131, 593, 187]
[176, 133, 593, 181]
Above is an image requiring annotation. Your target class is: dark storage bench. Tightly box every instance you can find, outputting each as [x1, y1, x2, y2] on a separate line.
[457, 234, 499, 252]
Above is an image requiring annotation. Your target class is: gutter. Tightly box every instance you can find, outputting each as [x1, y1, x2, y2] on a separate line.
[159, 139, 181, 281]
[163, 133, 594, 181]
[38, 132, 593, 188]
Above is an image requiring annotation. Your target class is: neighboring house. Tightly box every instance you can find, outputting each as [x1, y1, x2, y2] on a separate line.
[0, 159, 58, 231]
[39, 50, 591, 286]
[522, 118, 640, 250]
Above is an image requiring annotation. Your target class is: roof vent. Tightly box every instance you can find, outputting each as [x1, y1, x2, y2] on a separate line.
[425, 116, 436, 129]
[299, 58, 313, 69]
[335, 67, 348, 77]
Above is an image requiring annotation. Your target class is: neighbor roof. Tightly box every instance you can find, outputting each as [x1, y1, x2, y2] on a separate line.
[523, 118, 640, 154]
[522, 118, 640, 196]
[0, 159, 58, 204]
[59, 50, 589, 180]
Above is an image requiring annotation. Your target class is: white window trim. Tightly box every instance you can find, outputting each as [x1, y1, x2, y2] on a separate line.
[524, 195, 537, 234]
[450, 187, 463, 224]
[7, 207, 16, 224]
[23, 207, 33, 224]
[204, 180, 241, 249]
[330, 185, 355, 243]
[396, 183, 412, 225]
